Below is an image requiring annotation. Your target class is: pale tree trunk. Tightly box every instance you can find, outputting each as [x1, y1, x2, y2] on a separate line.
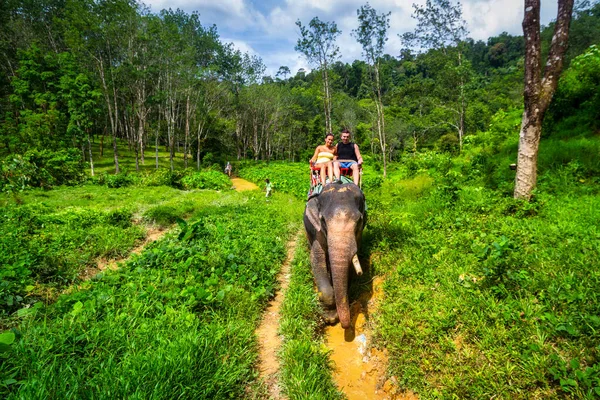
[87, 133, 94, 176]
[514, 0, 574, 200]
[156, 104, 161, 169]
[457, 51, 466, 152]
[374, 63, 386, 177]
[196, 119, 205, 170]
[321, 60, 333, 136]
[135, 83, 147, 167]
[184, 93, 191, 169]
[97, 57, 120, 173]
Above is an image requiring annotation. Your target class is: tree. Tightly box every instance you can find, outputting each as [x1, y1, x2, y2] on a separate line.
[401, 0, 471, 151]
[295, 17, 341, 136]
[353, 3, 391, 176]
[276, 66, 290, 80]
[514, 0, 575, 199]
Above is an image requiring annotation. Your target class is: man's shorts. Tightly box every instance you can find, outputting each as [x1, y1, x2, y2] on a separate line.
[339, 161, 357, 169]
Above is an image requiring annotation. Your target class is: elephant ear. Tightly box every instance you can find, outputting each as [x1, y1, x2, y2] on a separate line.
[305, 198, 322, 232]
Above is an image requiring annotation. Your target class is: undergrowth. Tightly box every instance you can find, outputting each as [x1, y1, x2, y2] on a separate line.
[279, 241, 344, 399]
[1, 191, 302, 398]
[371, 148, 600, 398]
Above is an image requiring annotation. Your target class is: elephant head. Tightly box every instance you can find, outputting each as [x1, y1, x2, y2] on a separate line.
[304, 183, 366, 329]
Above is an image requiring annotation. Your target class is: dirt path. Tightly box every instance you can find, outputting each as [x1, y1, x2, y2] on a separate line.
[231, 177, 259, 191]
[77, 227, 167, 281]
[325, 276, 418, 400]
[255, 232, 299, 400]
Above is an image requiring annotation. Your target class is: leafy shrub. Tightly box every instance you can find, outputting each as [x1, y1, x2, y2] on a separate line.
[104, 172, 135, 188]
[437, 133, 460, 154]
[548, 44, 600, 133]
[181, 170, 230, 190]
[143, 205, 180, 227]
[0, 149, 84, 193]
[141, 169, 185, 188]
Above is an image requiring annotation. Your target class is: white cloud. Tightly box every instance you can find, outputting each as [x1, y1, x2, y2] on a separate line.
[143, 0, 563, 75]
[222, 38, 258, 56]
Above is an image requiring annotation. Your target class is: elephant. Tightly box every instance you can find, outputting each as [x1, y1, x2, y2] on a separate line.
[303, 182, 366, 329]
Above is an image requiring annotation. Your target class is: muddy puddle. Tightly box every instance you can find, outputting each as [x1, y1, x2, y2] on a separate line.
[325, 276, 418, 400]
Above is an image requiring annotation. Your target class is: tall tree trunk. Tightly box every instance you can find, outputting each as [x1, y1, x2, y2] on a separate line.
[514, 0, 574, 199]
[374, 63, 386, 177]
[87, 133, 94, 177]
[184, 93, 190, 169]
[97, 58, 119, 173]
[156, 105, 161, 169]
[321, 61, 332, 135]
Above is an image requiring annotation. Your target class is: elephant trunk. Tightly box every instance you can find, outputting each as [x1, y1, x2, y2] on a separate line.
[328, 234, 357, 330]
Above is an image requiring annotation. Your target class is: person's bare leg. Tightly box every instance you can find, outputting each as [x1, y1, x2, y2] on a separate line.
[320, 164, 327, 185]
[333, 162, 340, 181]
[352, 164, 359, 185]
[326, 162, 334, 183]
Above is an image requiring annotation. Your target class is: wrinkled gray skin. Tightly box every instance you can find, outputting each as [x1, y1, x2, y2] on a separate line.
[303, 183, 366, 329]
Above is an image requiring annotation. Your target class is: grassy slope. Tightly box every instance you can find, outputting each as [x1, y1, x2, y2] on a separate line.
[368, 135, 600, 398]
[279, 242, 344, 399]
[88, 138, 189, 174]
[0, 185, 227, 322]
[1, 187, 304, 398]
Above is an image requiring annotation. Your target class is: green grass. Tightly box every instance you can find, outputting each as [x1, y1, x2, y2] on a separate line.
[279, 241, 344, 399]
[369, 151, 600, 398]
[0, 185, 225, 321]
[88, 138, 189, 174]
[1, 190, 304, 398]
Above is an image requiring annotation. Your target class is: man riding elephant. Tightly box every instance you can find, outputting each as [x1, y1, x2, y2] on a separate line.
[334, 128, 363, 185]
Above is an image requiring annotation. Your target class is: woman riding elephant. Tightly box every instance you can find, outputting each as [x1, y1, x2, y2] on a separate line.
[309, 133, 337, 186]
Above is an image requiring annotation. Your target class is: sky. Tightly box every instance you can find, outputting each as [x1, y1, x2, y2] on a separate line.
[142, 0, 560, 77]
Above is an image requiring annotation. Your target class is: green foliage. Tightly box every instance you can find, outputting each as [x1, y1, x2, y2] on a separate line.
[143, 205, 182, 227]
[371, 132, 600, 397]
[1, 149, 85, 193]
[280, 243, 344, 399]
[548, 44, 600, 134]
[239, 162, 308, 199]
[0, 204, 142, 316]
[1, 191, 302, 399]
[92, 168, 230, 191]
[181, 170, 230, 190]
[437, 132, 459, 154]
[140, 168, 186, 188]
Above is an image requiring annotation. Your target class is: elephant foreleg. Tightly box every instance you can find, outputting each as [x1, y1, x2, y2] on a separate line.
[310, 240, 336, 316]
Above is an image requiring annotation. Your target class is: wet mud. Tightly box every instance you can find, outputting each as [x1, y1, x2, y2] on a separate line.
[325, 276, 418, 400]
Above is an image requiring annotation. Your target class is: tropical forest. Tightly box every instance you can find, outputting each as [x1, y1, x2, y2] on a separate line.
[1, 0, 599, 398]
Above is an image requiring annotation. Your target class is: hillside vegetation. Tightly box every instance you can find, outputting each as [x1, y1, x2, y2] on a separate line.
[1, 0, 600, 398]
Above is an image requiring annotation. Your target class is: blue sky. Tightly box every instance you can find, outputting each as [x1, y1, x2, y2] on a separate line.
[143, 0, 559, 76]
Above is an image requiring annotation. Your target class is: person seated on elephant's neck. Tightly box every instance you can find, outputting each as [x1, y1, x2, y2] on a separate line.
[334, 128, 363, 185]
[310, 133, 337, 186]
